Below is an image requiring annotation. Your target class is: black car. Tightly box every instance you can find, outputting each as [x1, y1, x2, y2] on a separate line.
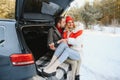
[0, 0, 74, 80]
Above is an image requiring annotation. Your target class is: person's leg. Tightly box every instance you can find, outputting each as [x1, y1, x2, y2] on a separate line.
[44, 48, 69, 73]
[44, 55, 57, 69]
[75, 59, 81, 80]
[44, 42, 69, 69]
[54, 42, 69, 57]
[66, 59, 77, 80]
[44, 47, 70, 73]
[67, 49, 81, 80]
[43, 46, 80, 77]
[76, 59, 81, 75]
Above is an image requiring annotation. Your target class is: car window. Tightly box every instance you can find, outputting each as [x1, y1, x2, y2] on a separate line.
[0, 0, 15, 19]
[0, 26, 5, 45]
[41, 2, 61, 15]
[24, 0, 61, 16]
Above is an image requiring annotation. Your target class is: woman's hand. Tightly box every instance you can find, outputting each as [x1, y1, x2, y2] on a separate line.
[57, 39, 67, 43]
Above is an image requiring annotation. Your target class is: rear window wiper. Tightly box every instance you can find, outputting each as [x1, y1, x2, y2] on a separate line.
[0, 40, 5, 44]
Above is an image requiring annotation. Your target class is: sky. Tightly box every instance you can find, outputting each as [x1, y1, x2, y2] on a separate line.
[70, 0, 94, 8]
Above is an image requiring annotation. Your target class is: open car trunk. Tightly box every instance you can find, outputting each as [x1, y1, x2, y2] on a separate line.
[22, 24, 51, 61]
[21, 25, 70, 80]
[15, 0, 74, 79]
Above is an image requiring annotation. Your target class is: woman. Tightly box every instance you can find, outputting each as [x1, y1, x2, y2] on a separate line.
[42, 16, 83, 80]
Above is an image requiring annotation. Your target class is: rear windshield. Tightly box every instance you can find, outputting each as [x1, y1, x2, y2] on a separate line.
[24, 0, 61, 16]
[0, 0, 15, 19]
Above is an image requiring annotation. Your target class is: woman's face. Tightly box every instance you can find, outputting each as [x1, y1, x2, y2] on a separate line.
[66, 20, 74, 29]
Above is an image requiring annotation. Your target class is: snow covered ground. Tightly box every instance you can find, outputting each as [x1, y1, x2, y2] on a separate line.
[92, 24, 120, 34]
[81, 30, 120, 80]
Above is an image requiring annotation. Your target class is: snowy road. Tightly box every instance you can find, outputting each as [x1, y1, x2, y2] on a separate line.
[81, 30, 120, 80]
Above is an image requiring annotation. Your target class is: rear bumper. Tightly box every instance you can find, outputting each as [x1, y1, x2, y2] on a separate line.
[24, 75, 43, 80]
[0, 64, 37, 80]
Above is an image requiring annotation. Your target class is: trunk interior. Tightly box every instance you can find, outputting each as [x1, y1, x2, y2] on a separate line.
[22, 25, 52, 61]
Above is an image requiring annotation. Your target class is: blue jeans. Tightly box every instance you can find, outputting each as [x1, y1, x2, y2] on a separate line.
[54, 42, 80, 63]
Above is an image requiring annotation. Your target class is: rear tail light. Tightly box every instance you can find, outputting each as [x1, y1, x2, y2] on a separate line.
[10, 53, 34, 66]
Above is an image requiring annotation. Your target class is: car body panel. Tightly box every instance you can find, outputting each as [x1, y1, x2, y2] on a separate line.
[15, 0, 74, 22]
[0, 21, 37, 80]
